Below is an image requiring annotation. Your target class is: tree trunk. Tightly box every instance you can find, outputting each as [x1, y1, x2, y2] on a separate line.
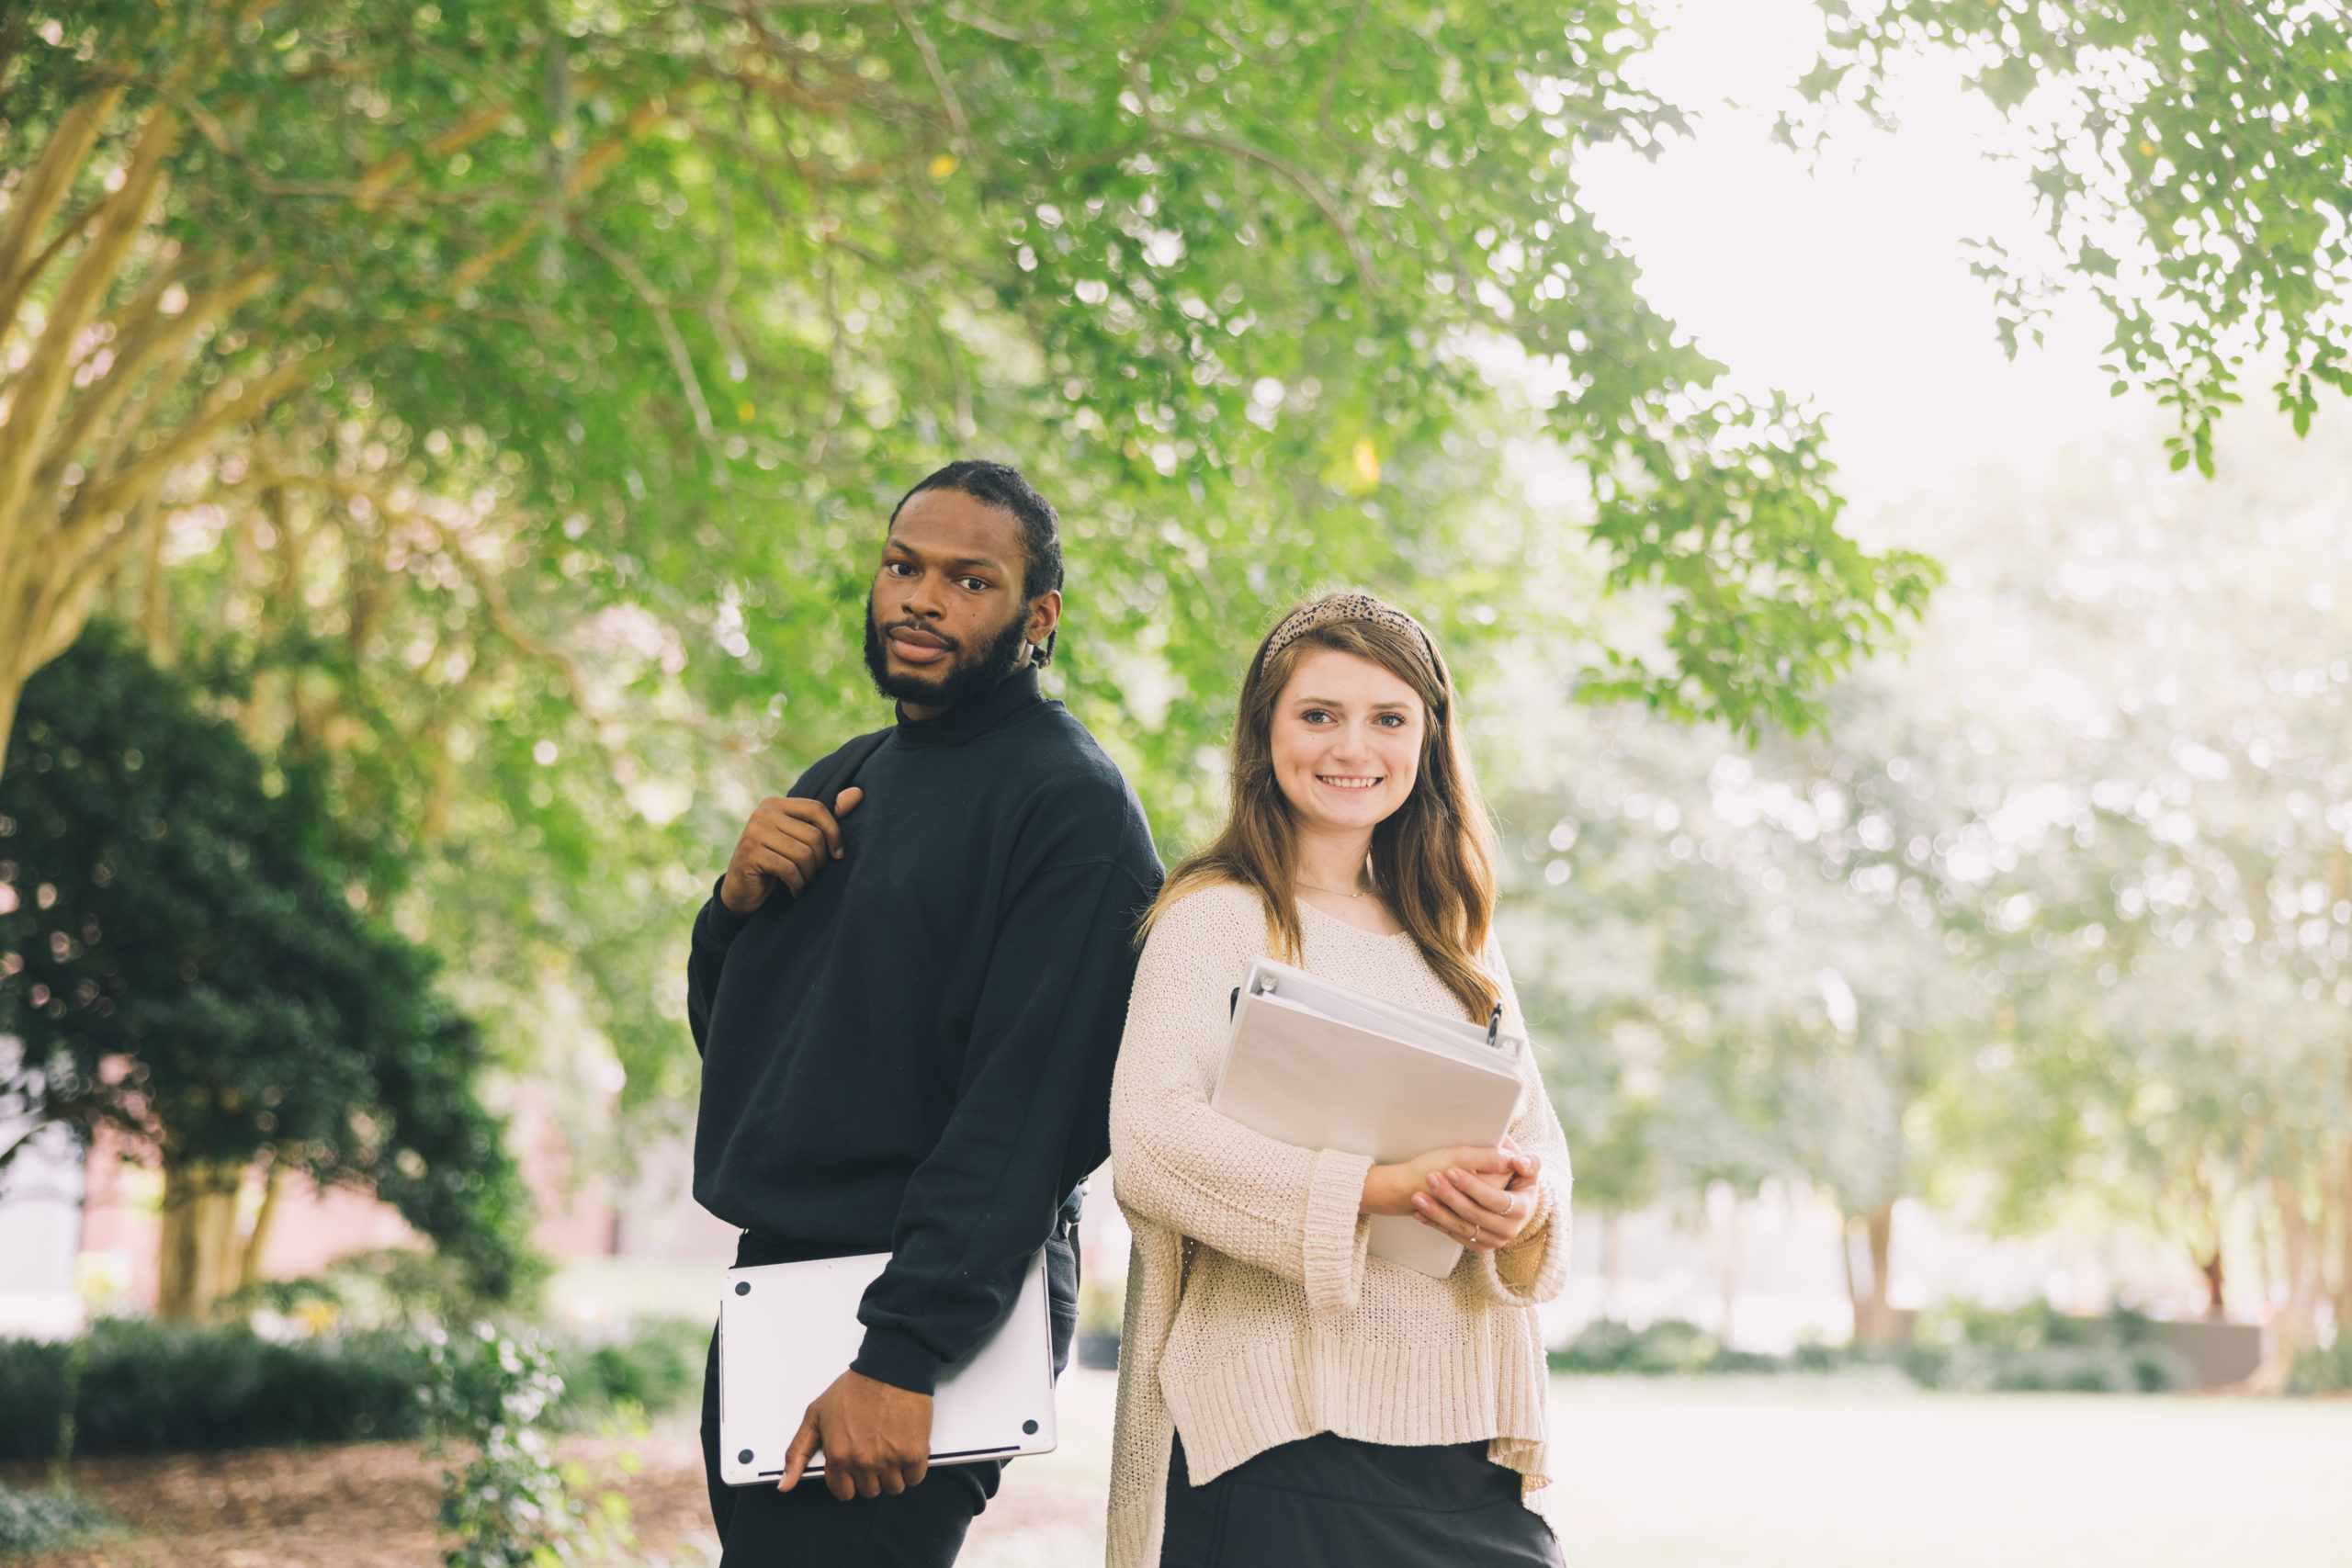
[1847, 1201, 1901, 1346]
[0, 90, 303, 766]
[1602, 1211, 1624, 1320]
[1867, 1201, 1894, 1336]
[2268, 1176, 2321, 1384]
[1713, 1185, 1744, 1348]
[140, 493, 172, 665]
[1840, 1213, 1861, 1338]
[2334, 1144, 2352, 1343]
[2197, 1247, 2226, 1323]
[238, 1158, 286, 1292]
[154, 1157, 248, 1321]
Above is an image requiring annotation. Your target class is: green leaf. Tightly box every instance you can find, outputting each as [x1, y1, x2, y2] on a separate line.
[1969, 56, 2040, 113]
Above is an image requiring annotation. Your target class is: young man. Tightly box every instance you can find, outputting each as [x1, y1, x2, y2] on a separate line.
[687, 460, 1162, 1565]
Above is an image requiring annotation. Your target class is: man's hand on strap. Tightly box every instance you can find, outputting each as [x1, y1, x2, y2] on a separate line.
[778, 1369, 934, 1501]
[719, 788, 865, 914]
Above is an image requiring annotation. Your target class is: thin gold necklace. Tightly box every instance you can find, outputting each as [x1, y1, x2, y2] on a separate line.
[1297, 878, 1374, 900]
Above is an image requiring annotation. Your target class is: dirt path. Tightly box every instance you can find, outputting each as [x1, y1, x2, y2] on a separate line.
[4, 1424, 1103, 1568]
[4, 1430, 718, 1568]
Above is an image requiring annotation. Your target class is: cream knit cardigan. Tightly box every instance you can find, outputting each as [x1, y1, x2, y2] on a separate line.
[1103, 882, 1572, 1568]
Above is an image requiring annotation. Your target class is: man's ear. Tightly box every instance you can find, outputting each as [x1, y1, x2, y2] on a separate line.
[1026, 589, 1063, 665]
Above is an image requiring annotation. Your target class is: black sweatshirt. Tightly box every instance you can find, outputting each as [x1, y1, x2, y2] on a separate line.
[686, 667, 1161, 1395]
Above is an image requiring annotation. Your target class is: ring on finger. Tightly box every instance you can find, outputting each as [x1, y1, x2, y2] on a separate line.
[1504, 1193, 1518, 1218]
[1470, 1224, 1481, 1246]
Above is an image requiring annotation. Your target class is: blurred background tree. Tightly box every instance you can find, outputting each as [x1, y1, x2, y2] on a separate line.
[1490, 414, 2352, 1379]
[1905, 434, 2352, 1382]
[0, 625, 533, 1320]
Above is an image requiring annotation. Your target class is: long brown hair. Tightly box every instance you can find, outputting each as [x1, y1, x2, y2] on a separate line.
[1146, 592, 1501, 1021]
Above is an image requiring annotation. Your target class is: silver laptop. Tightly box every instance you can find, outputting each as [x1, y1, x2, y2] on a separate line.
[717, 1248, 1058, 1486]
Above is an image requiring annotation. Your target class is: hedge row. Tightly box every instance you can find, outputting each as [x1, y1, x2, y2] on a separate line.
[0, 1316, 706, 1461]
[1546, 1307, 2199, 1393]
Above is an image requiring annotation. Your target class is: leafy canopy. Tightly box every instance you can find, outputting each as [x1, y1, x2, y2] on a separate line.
[0, 0, 1936, 768]
[1798, 0, 2352, 476]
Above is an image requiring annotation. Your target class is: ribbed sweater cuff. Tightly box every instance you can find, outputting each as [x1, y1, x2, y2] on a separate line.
[852, 1325, 941, 1397]
[696, 878, 754, 946]
[1302, 1147, 1374, 1317]
[1479, 1175, 1570, 1306]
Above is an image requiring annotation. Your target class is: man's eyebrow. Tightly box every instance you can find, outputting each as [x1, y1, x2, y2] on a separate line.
[882, 537, 1009, 572]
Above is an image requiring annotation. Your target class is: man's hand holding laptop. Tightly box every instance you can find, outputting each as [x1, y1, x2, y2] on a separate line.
[779, 1370, 934, 1500]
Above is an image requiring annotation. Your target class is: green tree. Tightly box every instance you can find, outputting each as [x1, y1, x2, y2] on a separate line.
[0, 623, 533, 1319]
[1800, 0, 2352, 475]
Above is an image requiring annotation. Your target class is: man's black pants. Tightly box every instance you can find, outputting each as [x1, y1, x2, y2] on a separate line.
[700, 1329, 1001, 1567]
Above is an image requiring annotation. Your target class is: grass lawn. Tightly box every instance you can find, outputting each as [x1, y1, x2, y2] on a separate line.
[1546, 1374, 2352, 1568]
[969, 1369, 2352, 1568]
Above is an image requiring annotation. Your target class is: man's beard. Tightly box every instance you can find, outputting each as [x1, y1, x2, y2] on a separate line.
[863, 593, 1032, 711]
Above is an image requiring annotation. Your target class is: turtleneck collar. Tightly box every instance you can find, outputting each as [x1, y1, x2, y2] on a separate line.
[892, 664, 1045, 747]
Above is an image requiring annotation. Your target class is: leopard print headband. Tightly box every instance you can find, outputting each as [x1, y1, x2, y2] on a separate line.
[1261, 592, 1445, 692]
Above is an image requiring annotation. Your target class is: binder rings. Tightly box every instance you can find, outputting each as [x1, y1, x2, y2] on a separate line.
[1211, 956, 1529, 1277]
[717, 1247, 1057, 1487]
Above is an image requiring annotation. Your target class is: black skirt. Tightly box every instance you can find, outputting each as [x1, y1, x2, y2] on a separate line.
[1160, 1429, 1564, 1568]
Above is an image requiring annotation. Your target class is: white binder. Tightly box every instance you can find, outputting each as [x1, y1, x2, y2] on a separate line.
[716, 1248, 1057, 1487]
[1210, 957, 1529, 1277]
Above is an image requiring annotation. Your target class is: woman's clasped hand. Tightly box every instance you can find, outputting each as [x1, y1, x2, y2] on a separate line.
[1362, 1141, 1543, 1254]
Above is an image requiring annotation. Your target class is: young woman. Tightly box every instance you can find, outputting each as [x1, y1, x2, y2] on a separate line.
[1105, 592, 1571, 1568]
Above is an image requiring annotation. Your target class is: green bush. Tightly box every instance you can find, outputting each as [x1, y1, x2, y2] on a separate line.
[426, 1323, 575, 1568]
[1901, 1341, 2187, 1393]
[0, 1317, 707, 1461]
[2285, 1337, 2352, 1395]
[0, 1320, 430, 1461]
[1551, 1318, 1711, 1375]
[1548, 1319, 1831, 1377]
[233, 1248, 539, 1331]
[1549, 1304, 2194, 1393]
[548, 1318, 706, 1429]
[0, 1484, 114, 1557]
[1902, 1303, 2193, 1393]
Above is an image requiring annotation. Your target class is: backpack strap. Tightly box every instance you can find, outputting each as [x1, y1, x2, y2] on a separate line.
[790, 725, 891, 807]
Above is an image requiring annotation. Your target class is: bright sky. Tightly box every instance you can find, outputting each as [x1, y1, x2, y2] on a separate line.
[1574, 0, 2141, 502]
